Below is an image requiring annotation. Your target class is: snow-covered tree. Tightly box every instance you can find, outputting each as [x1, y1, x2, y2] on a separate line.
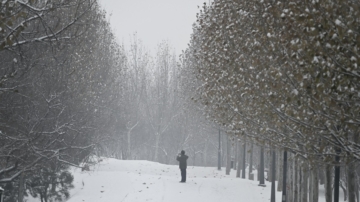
[184, 0, 360, 201]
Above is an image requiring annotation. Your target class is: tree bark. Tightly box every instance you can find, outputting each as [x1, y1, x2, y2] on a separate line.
[203, 138, 208, 166]
[218, 129, 221, 170]
[278, 149, 283, 192]
[234, 140, 238, 170]
[355, 179, 359, 202]
[242, 137, 246, 179]
[299, 161, 303, 202]
[294, 158, 299, 202]
[153, 132, 160, 162]
[340, 180, 347, 202]
[348, 159, 356, 202]
[127, 129, 132, 160]
[282, 150, 288, 202]
[268, 146, 272, 182]
[271, 149, 276, 202]
[339, 163, 347, 201]
[288, 154, 293, 202]
[334, 150, 341, 202]
[325, 164, 332, 202]
[319, 166, 325, 185]
[312, 166, 319, 202]
[302, 164, 309, 202]
[236, 140, 241, 178]
[226, 135, 231, 175]
[259, 146, 265, 185]
[249, 142, 253, 176]
[18, 172, 25, 202]
[309, 168, 313, 202]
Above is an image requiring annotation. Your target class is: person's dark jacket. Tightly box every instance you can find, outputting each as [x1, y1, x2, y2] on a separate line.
[176, 154, 188, 169]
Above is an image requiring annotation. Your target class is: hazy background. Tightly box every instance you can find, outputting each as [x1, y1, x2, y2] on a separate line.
[99, 0, 209, 53]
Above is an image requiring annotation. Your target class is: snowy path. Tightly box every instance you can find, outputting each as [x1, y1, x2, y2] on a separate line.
[65, 158, 281, 202]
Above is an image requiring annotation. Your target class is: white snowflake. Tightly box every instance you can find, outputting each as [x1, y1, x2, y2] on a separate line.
[335, 19, 344, 26]
[313, 56, 319, 63]
[292, 89, 299, 95]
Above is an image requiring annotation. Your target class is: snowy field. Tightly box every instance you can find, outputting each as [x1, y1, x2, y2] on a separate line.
[27, 158, 343, 202]
[67, 158, 280, 202]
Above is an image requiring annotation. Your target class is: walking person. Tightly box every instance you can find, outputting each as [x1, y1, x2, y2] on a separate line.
[176, 150, 188, 183]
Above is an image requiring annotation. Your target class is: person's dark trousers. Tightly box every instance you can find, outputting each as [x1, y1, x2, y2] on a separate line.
[180, 168, 186, 182]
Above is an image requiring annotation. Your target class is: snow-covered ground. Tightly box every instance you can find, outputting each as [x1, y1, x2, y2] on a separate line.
[67, 158, 280, 202]
[27, 157, 344, 202]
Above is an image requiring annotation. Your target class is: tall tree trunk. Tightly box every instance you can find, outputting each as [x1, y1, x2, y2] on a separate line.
[117, 137, 122, 159]
[339, 164, 347, 201]
[218, 129, 221, 170]
[351, 134, 359, 202]
[302, 164, 309, 202]
[44, 190, 48, 202]
[268, 146, 272, 182]
[203, 138, 208, 166]
[18, 172, 25, 202]
[312, 166, 319, 202]
[309, 167, 314, 202]
[271, 149, 276, 202]
[249, 142, 253, 176]
[126, 121, 139, 160]
[127, 130, 131, 159]
[319, 166, 325, 185]
[325, 164, 332, 202]
[226, 135, 231, 175]
[51, 162, 57, 194]
[236, 140, 241, 178]
[278, 149, 283, 192]
[355, 178, 359, 202]
[299, 161, 303, 202]
[153, 132, 160, 162]
[334, 150, 341, 202]
[340, 180, 347, 202]
[294, 158, 299, 202]
[242, 136, 246, 179]
[282, 151, 288, 202]
[288, 153, 294, 202]
[234, 140, 238, 170]
[259, 146, 265, 185]
[348, 159, 357, 202]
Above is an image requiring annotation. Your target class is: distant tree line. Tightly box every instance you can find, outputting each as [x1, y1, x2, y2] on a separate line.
[99, 35, 222, 168]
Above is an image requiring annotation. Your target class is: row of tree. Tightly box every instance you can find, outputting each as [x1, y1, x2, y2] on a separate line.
[182, 0, 360, 202]
[0, 0, 127, 201]
[0, 1, 222, 201]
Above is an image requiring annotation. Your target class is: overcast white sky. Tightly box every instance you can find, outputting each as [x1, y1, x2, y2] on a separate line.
[99, 0, 208, 54]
